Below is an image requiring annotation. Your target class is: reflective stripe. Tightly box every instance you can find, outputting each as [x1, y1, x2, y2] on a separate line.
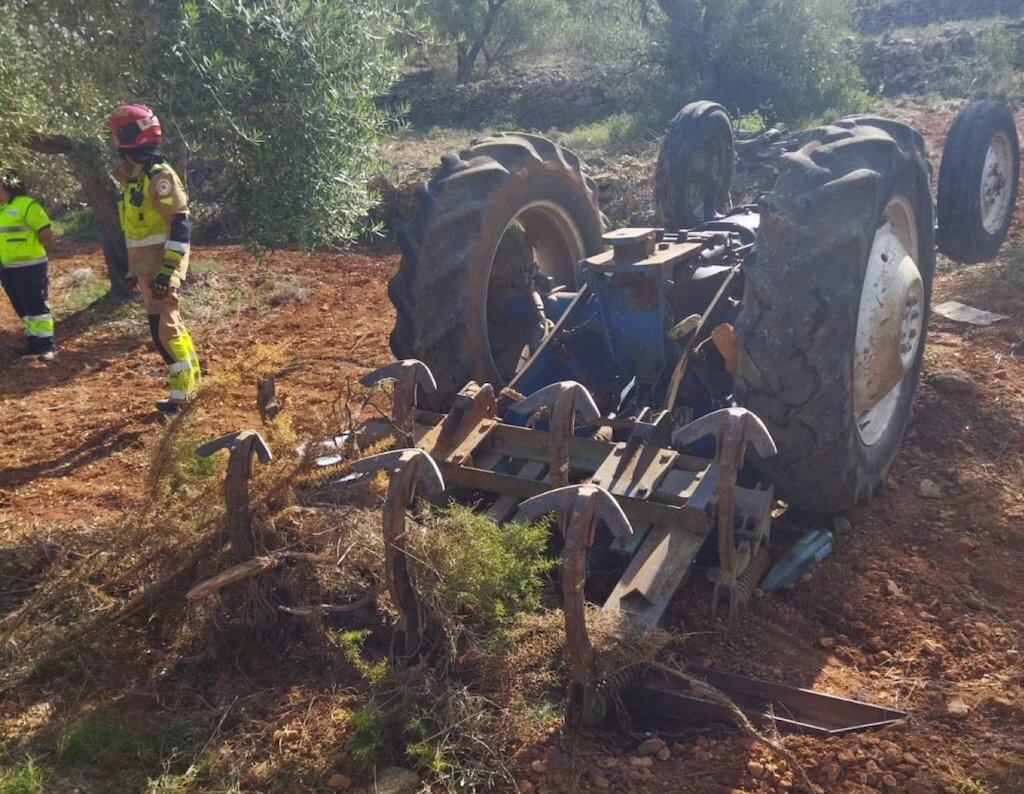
[2, 256, 48, 268]
[125, 233, 167, 248]
[0, 225, 28, 233]
[165, 240, 189, 254]
[25, 314, 54, 337]
[169, 389, 189, 401]
[168, 360, 191, 374]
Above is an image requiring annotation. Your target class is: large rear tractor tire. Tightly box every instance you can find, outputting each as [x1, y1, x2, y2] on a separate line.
[654, 101, 734, 229]
[937, 99, 1020, 264]
[736, 119, 935, 514]
[389, 134, 604, 404]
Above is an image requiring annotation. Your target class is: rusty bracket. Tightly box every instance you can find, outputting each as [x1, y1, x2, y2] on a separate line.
[512, 381, 601, 488]
[418, 381, 498, 464]
[360, 359, 438, 438]
[196, 430, 274, 563]
[591, 408, 677, 501]
[518, 484, 633, 728]
[672, 408, 776, 622]
[354, 448, 445, 662]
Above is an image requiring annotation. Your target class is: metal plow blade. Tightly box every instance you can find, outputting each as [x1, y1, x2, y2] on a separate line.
[625, 668, 909, 737]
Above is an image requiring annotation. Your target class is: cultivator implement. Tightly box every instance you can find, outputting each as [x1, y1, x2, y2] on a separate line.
[352, 364, 908, 735]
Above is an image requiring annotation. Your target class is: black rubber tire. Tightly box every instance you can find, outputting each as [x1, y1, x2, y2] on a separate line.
[654, 101, 734, 229]
[735, 119, 936, 514]
[388, 133, 604, 404]
[936, 99, 1020, 264]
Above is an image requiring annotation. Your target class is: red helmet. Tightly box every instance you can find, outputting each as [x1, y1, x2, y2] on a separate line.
[104, 103, 162, 149]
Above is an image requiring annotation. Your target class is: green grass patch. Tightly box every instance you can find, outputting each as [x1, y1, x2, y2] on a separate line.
[556, 113, 652, 157]
[58, 714, 138, 767]
[52, 207, 101, 241]
[169, 435, 220, 494]
[187, 259, 229, 277]
[0, 759, 48, 794]
[55, 267, 110, 313]
[337, 629, 388, 687]
[347, 704, 388, 774]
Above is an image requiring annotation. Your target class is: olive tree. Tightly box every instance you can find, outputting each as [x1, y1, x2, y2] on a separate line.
[156, 0, 402, 249]
[0, 0, 402, 292]
[0, 0, 160, 293]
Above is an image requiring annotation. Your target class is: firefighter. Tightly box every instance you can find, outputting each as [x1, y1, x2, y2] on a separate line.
[104, 103, 200, 418]
[0, 170, 57, 362]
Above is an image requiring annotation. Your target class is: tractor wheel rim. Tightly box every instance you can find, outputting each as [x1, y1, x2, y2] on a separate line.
[485, 200, 586, 385]
[854, 196, 924, 447]
[981, 132, 1014, 236]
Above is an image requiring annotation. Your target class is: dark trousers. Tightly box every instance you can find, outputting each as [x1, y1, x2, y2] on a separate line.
[1, 262, 55, 353]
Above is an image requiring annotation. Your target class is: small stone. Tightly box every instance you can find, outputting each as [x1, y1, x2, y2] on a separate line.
[593, 773, 610, 789]
[820, 636, 836, 649]
[374, 767, 420, 794]
[637, 737, 667, 756]
[530, 759, 548, 774]
[670, 743, 688, 757]
[930, 369, 976, 395]
[882, 774, 899, 788]
[629, 755, 653, 768]
[519, 782, 534, 794]
[833, 516, 854, 534]
[918, 479, 942, 499]
[885, 579, 904, 598]
[656, 747, 671, 762]
[748, 760, 765, 779]
[946, 698, 970, 717]
[598, 756, 618, 769]
[955, 536, 980, 554]
[838, 750, 860, 767]
[327, 774, 352, 790]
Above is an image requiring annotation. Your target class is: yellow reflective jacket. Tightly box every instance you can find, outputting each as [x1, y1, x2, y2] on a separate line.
[0, 195, 50, 268]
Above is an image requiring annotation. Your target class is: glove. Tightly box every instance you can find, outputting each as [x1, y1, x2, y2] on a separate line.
[126, 274, 140, 296]
[150, 263, 176, 300]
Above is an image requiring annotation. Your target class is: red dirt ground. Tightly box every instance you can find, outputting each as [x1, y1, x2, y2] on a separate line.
[1, 101, 1022, 792]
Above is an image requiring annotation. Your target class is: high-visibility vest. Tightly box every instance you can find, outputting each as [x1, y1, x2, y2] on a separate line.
[119, 163, 178, 248]
[0, 195, 48, 268]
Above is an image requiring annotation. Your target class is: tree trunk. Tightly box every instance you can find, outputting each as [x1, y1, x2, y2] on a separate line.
[26, 133, 130, 297]
[455, 0, 507, 84]
[656, 0, 717, 88]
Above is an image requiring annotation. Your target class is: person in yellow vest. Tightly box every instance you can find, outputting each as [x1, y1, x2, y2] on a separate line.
[0, 170, 57, 362]
[104, 103, 200, 418]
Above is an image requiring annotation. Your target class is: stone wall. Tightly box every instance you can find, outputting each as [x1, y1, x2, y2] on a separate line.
[856, 31, 978, 95]
[854, 0, 1020, 34]
[384, 67, 633, 130]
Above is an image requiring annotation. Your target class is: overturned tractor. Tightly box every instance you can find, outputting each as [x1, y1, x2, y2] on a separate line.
[354, 100, 1020, 731]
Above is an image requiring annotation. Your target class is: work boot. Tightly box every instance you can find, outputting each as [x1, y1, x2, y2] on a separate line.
[16, 340, 36, 357]
[155, 399, 183, 420]
[38, 350, 56, 362]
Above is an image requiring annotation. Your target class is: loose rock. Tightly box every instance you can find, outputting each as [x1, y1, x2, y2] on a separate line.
[929, 369, 976, 395]
[327, 774, 352, 790]
[629, 756, 654, 768]
[946, 698, 971, 718]
[919, 479, 942, 499]
[374, 767, 420, 794]
[748, 760, 765, 779]
[637, 737, 667, 756]
[530, 759, 548, 774]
